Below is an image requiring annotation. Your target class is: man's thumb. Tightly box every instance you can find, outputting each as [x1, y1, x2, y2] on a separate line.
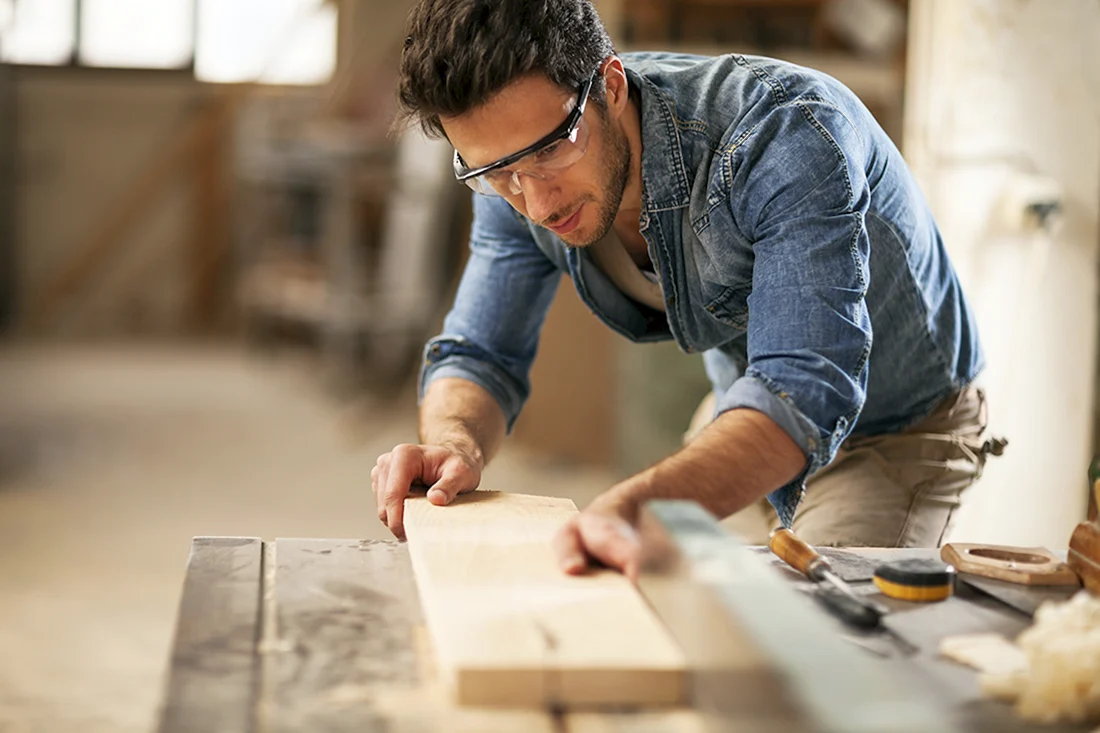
[426, 477, 462, 505]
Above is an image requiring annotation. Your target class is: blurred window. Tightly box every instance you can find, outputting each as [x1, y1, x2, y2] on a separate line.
[0, 0, 335, 85]
[195, 0, 336, 85]
[81, 0, 193, 69]
[0, 0, 75, 65]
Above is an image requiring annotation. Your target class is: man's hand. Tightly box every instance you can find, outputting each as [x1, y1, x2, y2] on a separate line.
[552, 495, 642, 581]
[371, 443, 482, 539]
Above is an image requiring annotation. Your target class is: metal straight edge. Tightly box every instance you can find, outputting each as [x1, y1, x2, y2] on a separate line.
[636, 501, 960, 733]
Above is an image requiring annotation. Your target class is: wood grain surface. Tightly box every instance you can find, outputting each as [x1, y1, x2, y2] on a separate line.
[403, 491, 687, 707]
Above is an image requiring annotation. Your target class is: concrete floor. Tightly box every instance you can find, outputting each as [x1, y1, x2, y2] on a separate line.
[0, 342, 617, 733]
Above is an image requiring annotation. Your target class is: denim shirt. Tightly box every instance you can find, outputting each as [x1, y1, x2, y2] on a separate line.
[420, 52, 983, 526]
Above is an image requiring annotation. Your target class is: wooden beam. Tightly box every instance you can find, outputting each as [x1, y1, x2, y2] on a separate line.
[266, 538, 424, 732]
[155, 537, 263, 733]
[403, 491, 687, 708]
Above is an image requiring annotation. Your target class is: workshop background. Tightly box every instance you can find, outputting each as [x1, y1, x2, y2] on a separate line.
[0, 1, 1097, 731]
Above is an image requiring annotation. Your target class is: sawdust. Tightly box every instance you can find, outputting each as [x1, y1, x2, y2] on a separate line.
[939, 633, 1027, 676]
[943, 591, 1100, 726]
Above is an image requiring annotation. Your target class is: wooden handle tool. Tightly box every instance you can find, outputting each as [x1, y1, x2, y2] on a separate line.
[1068, 458, 1100, 593]
[769, 528, 884, 629]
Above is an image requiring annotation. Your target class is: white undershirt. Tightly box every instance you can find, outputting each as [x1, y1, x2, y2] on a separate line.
[587, 231, 666, 312]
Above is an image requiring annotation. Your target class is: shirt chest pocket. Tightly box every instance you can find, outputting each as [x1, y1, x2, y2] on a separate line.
[703, 283, 751, 331]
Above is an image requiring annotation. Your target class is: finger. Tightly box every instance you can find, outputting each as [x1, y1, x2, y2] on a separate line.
[384, 447, 424, 540]
[373, 459, 390, 524]
[577, 513, 641, 581]
[552, 519, 589, 574]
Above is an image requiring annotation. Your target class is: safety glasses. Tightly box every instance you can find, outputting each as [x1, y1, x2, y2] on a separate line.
[452, 70, 597, 197]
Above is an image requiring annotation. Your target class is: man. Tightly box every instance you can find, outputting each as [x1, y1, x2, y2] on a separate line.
[372, 0, 1002, 578]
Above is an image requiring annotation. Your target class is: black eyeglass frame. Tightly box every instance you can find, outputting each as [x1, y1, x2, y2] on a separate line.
[453, 70, 598, 183]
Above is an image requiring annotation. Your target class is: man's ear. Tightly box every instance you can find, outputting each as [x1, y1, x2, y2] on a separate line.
[600, 56, 630, 120]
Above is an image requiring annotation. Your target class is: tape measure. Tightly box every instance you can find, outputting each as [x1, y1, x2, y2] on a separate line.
[873, 558, 957, 602]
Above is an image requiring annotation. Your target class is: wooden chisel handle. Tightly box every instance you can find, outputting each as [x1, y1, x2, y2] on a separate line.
[769, 527, 830, 581]
[770, 528, 886, 630]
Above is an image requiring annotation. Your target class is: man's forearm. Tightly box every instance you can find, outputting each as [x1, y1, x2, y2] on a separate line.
[605, 408, 807, 520]
[419, 377, 508, 470]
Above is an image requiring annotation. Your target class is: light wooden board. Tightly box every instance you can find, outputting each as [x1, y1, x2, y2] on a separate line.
[403, 491, 687, 707]
[266, 538, 553, 732]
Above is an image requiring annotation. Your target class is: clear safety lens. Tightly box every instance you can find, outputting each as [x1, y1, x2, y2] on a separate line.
[464, 117, 590, 197]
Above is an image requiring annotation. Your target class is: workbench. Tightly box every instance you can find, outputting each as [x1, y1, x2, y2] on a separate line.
[154, 536, 1095, 733]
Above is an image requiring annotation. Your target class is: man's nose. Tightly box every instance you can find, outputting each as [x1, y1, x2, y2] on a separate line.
[519, 176, 561, 224]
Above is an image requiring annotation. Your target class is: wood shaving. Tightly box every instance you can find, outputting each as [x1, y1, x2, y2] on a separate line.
[965, 591, 1100, 725]
[939, 633, 1027, 676]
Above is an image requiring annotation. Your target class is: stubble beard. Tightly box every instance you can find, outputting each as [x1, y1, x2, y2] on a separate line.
[561, 115, 632, 248]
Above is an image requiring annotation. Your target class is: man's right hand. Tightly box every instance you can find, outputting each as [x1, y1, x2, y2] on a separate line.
[371, 443, 482, 539]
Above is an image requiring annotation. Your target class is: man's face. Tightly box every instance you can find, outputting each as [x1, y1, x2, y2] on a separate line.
[442, 72, 630, 248]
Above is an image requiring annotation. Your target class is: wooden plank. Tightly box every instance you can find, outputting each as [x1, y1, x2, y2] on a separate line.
[264, 538, 422, 733]
[403, 491, 687, 707]
[266, 538, 554, 733]
[156, 536, 263, 733]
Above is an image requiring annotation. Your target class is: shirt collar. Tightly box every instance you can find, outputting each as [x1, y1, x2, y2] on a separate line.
[625, 66, 691, 214]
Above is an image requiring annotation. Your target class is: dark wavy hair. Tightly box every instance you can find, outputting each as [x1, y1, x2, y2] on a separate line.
[395, 0, 614, 138]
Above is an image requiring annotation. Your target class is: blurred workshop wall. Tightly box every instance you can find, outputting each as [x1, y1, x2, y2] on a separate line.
[3, 0, 467, 398]
[904, 0, 1100, 548]
[13, 69, 208, 337]
[232, 0, 464, 392]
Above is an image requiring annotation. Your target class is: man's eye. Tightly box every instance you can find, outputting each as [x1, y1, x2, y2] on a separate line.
[535, 141, 564, 160]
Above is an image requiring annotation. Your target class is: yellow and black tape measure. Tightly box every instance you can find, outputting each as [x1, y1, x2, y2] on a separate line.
[873, 558, 957, 602]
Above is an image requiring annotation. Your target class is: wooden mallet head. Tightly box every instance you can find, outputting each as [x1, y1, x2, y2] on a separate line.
[1067, 458, 1100, 594]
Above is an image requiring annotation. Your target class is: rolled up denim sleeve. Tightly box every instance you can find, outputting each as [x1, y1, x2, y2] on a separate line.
[718, 101, 873, 524]
[419, 193, 561, 431]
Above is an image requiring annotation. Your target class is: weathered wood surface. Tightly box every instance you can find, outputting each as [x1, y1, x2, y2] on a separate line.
[263, 538, 555, 733]
[156, 538, 1096, 732]
[156, 536, 263, 733]
[263, 538, 423, 733]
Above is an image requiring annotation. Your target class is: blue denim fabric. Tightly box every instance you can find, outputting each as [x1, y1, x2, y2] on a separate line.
[420, 52, 983, 526]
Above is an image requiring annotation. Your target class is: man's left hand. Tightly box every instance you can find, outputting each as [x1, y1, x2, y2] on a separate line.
[552, 495, 642, 581]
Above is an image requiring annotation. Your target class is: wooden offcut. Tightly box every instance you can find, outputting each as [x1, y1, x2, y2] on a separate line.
[940, 543, 1081, 586]
[402, 491, 687, 708]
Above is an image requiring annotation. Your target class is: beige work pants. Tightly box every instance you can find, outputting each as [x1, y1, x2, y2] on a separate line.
[684, 385, 1000, 547]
